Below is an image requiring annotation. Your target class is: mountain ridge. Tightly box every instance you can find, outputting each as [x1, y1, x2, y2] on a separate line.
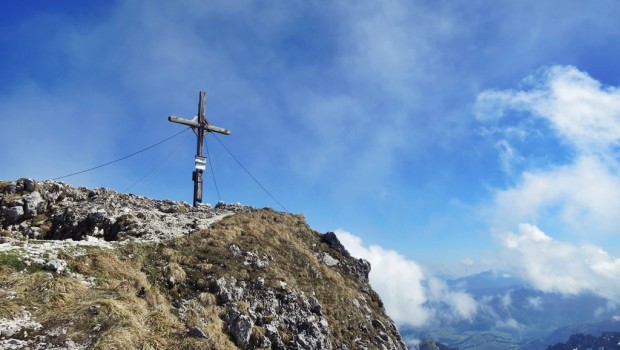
[546, 332, 620, 350]
[0, 178, 407, 349]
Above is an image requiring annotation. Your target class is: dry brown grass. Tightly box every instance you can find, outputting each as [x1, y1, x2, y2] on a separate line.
[0, 248, 184, 349]
[0, 272, 22, 318]
[165, 262, 187, 285]
[1, 208, 397, 349]
[160, 209, 394, 348]
[198, 292, 217, 306]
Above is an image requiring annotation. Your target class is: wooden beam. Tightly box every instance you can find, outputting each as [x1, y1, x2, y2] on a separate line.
[168, 116, 231, 135]
[168, 116, 199, 128]
[205, 125, 232, 135]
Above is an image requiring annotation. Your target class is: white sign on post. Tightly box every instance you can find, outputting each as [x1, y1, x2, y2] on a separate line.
[195, 156, 207, 171]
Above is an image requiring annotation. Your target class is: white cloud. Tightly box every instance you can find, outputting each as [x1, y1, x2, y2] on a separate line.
[427, 277, 478, 322]
[336, 229, 430, 326]
[499, 223, 620, 302]
[336, 229, 477, 326]
[476, 66, 620, 236]
[476, 65, 620, 155]
[495, 317, 524, 330]
[537, 67, 620, 153]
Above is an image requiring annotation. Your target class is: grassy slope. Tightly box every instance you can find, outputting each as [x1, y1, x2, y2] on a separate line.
[1, 209, 394, 349]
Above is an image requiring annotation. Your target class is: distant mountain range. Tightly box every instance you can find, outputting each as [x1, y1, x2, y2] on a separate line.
[531, 319, 620, 349]
[546, 332, 620, 350]
[447, 270, 526, 291]
[401, 270, 620, 350]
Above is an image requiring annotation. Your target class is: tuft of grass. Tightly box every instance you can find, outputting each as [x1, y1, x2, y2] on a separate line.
[198, 292, 217, 306]
[2, 192, 23, 203]
[165, 262, 187, 285]
[0, 251, 28, 270]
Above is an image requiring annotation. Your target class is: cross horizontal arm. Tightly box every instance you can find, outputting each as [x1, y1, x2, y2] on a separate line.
[205, 125, 231, 135]
[168, 116, 232, 135]
[168, 116, 199, 128]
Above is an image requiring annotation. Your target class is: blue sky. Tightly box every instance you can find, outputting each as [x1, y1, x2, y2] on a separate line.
[3, 1, 620, 328]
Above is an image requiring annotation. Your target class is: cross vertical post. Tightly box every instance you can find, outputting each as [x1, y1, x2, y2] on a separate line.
[193, 91, 206, 207]
[168, 91, 231, 207]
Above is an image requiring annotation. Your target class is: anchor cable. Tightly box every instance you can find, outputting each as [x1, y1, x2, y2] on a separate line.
[211, 133, 289, 213]
[51, 127, 191, 180]
[204, 135, 222, 201]
[124, 131, 191, 192]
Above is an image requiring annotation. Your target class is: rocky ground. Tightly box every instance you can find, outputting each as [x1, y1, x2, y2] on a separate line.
[0, 178, 247, 243]
[0, 179, 407, 349]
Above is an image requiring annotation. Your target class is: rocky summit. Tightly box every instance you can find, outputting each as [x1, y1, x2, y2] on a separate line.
[0, 178, 407, 350]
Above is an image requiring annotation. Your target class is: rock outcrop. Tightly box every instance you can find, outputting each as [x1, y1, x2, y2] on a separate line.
[418, 339, 458, 350]
[0, 178, 249, 243]
[0, 179, 407, 349]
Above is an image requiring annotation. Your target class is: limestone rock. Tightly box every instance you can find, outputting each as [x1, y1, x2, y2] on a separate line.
[372, 318, 387, 332]
[23, 191, 46, 217]
[254, 277, 265, 289]
[43, 259, 67, 273]
[187, 326, 208, 338]
[224, 306, 254, 348]
[23, 178, 36, 192]
[229, 243, 243, 257]
[0, 179, 244, 241]
[322, 231, 350, 257]
[3, 206, 24, 224]
[215, 277, 233, 304]
[319, 252, 340, 266]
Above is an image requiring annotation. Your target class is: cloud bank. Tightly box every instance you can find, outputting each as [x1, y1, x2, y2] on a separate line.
[336, 229, 477, 327]
[477, 66, 620, 235]
[476, 65, 620, 303]
[500, 223, 620, 301]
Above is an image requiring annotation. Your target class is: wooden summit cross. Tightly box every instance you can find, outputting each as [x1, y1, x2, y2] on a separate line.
[168, 91, 231, 207]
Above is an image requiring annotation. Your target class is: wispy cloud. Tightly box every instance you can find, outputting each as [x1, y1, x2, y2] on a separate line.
[336, 229, 477, 327]
[526, 296, 543, 310]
